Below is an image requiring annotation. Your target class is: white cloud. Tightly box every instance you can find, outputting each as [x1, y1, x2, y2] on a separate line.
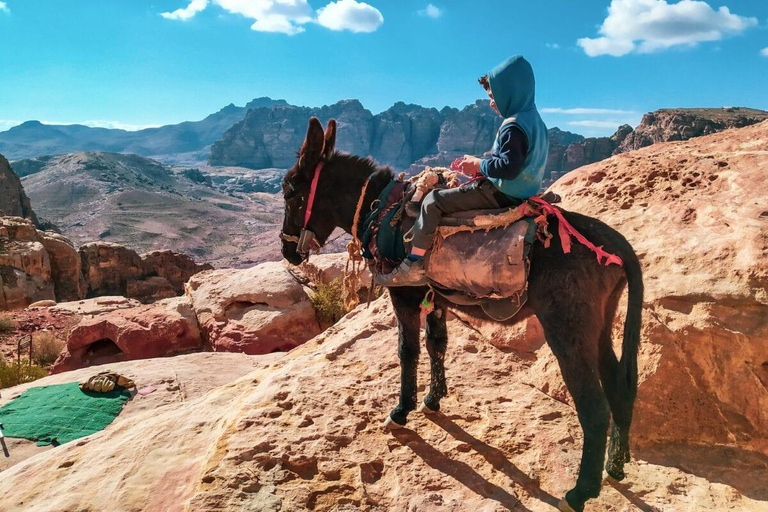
[78, 120, 163, 131]
[761, 47, 768, 57]
[0, 119, 22, 131]
[542, 107, 637, 115]
[0, 2, 9, 13]
[569, 120, 628, 129]
[161, 0, 208, 20]
[317, 0, 383, 33]
[546, 43, 560, 49]
[162, 0, 382, 35]
[418, 4, 442, 19]
[578, 0, 758, 57]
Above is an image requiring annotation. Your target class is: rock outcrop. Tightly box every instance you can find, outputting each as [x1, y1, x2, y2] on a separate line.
[0, 154, 38, 226]
[37, 231, 87, 302]
[185, 262, 321, 354]
[0, 217, 54, 309]
[52, 296, 203, 373]
[617, 107, 768, 153]
[1, 216, 210, 310]
[549, 119, 768, 456]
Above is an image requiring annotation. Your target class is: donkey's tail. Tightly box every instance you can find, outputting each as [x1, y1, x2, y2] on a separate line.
[619, 246, 644, 405]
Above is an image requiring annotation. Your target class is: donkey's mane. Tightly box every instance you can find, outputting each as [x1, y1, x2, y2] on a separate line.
[330, 151, 394, 188]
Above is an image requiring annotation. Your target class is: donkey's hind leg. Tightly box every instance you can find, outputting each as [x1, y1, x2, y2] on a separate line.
[540, 314, 610, 512]
[598, 282, 633, 481]
[421, 307, 449, 414]
[385, 288, 423, 429]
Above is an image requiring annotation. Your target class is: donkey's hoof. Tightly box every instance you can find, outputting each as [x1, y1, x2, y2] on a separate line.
[558, 498, 577, 512]
[605, 462, 626, 482]
[418, 400, 438, 415]
[383, 415, 405, 430]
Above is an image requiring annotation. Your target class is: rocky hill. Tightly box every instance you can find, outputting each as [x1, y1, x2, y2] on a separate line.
[0, 97, 287, 163]
[15, 151, 286, 268]
[0, 121, 766, 511]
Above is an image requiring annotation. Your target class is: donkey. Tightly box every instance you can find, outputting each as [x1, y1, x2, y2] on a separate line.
[280, 117, 644, 512]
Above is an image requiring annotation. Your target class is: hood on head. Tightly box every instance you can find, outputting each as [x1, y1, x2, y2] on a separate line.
[488, 55, 536, 118]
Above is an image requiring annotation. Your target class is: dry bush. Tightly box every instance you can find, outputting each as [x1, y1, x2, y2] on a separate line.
[0, 358, 48, 389]
[0, 314, 15, 333]
[32, 330, 66, 367]
[311, 278, 348, 327]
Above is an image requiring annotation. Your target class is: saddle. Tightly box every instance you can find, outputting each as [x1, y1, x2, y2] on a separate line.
[361, 175, 546, 320]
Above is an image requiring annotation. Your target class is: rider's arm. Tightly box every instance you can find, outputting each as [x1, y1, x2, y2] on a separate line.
[480, 124, 529, 180]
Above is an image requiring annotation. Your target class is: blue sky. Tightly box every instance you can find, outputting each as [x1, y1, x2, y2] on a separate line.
[0, 0, 766, 137]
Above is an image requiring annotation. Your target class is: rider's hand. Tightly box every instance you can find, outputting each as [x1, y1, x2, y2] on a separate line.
[456, 155, 482, 177]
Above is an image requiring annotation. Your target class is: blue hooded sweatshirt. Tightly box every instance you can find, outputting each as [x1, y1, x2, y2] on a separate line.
[479, 55, 549, 199]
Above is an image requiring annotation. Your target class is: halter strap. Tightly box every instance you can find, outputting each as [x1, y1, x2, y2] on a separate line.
[303, 161, 324, 228]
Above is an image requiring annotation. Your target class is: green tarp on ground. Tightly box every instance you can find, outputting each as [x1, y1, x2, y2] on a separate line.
[0, 382, 131, 446]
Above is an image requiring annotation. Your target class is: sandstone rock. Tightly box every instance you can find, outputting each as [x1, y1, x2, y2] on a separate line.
[52, 296, 203, 373]
[27, 299, 57, 308]
[50, 296, 142, 316]
[186, 262, 321, 354]
[617, 107, 768, 153]
[125, 276, 177, 303]
[37, 230, 86, 302]
[0, 154, 38, 225]
[0, 295, 764, 511]
[79, 241, 144, 297]
[0, 217, 54, 309]
[140, 250, 213, 294]
[550, 119, 768, 456]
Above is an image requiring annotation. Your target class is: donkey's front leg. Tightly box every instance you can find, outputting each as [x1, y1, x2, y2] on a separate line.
[420, 307, 448, 414]
[385, 289, 422, 429]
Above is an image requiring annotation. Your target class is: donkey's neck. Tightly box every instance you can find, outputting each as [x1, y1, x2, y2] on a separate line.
[328, 154, 394, 238]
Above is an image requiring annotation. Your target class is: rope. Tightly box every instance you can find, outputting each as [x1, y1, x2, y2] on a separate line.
[342, 177, 371, 310]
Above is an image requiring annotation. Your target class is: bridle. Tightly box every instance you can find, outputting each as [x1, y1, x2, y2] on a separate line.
[280, 161, 325, 257]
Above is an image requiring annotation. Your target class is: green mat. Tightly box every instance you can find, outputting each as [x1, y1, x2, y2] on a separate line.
[0, 382, 131, 446]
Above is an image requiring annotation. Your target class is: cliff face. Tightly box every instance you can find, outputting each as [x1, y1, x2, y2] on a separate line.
[0, 154, 38, 226]
[210, 100, 502, 170]
[618, 107, 768, 153]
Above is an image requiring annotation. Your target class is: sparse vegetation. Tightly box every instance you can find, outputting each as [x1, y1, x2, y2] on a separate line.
[0, 358, 48, 389]
[310, 278, 348, 327]
[0, 314, 15, 333]
[32, 330, 66, 367]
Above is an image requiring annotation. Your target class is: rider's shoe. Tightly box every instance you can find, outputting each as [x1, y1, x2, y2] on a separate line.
[375, 258, 428, 287]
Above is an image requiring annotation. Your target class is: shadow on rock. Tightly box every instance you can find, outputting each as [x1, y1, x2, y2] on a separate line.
[391, 427, 528, 511]
[636, 443, 768, 501]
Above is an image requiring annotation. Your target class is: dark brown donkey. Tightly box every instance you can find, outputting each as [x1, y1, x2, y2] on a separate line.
[281, 117, 644, 512]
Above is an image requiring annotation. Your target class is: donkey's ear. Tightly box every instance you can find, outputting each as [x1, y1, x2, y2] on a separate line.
[322, 118, 337, 160]
[299, 117, 325, 171]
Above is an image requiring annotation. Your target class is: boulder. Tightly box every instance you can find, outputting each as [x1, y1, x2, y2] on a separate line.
[50, 296, 142, 317]
[125, 276, 177, 303]
[140, 250, 213, 294]
[0, 217, 54, 309]
[52, 296, 203, 373]
[79, 241, 144, 297]
[37, 230, 86, 301]
[185, 262, 321, 354]
[550, 119, 768, 455]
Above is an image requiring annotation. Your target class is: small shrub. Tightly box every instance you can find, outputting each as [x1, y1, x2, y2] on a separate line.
[32, 331, 65, 367]
[0, 314, 15, 333]
[311, 278, 348, 327]
[0, 358, 48, 389]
